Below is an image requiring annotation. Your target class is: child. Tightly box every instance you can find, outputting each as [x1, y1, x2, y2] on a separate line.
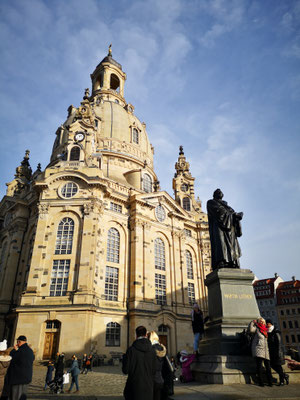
[44, 360, 54, 390]
[179, 350, 196, 383]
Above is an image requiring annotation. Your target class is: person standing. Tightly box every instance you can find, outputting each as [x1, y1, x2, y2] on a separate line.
[81, 354, 88, 374]
[54, 353, 65, 393]
[67, 355, 80, 393]
[248, 318, 273, 387]
[266, 319, 289, 386]
[147, 331, 166, 400]
[122, 326, 156, 400]
[86, 354, 93, 373]
[44, 360, 54, 390]
[8, 335, 35, 400]
[191, 304, 208, 354]
[0, 340, 12, 399]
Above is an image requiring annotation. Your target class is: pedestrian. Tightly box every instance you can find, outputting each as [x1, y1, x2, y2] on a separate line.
[248, 318, 273, 387]
[81, 354, 88, 374]
[191, 303, 208, 355]
[67, 355, 80, 393]
[54, 353, 65, 393]
[44, 360, 54, 390]
[266, 319, 289, 386]
[0, 340, 12, 399]
[179, 350, 196, 383]
[122, 325, 156, 400]
[86, 354, 93, 372]
[7, 335, 35, 400]
[147, 331, 165, 400]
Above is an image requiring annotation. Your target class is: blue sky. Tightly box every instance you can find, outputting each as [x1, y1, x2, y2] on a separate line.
[0, 0, 299, 281]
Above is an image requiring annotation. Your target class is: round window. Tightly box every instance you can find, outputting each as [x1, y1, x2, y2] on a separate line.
[155, 205, 166, 222]
[60, 182, 78, 198]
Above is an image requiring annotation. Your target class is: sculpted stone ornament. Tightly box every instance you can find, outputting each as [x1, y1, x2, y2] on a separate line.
[207, 189, 243, 270]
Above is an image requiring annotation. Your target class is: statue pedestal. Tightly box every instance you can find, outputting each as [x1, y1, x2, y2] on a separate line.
[192, 268, 260, 384]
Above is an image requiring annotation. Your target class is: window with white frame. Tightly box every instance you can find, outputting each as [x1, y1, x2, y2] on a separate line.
[105, 322, 121, 346]
[142, 174, 152, 193]
[188, 282, 195, 305]
[105, 266, 119, 301]
[110, 202, 122, 213]
[50, 260, 70, 296]
[61, 182, 78, 198]
[155, 273, 166, 305]
[186, 250, 194, 279]
[107, 228, 120, 263]
[55, 218, 74, 254]
[183, 197, 191, 211]
[132, 128, 139, 144]
[155, 205, 166, 222]
[155, 238, 165, 271]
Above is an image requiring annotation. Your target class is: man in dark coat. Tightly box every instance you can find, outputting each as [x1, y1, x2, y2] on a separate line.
[122, 326, 156, 400]
[266, 319, 289, 386]
[207, 189, 243, 270]
[8, 335, 35, 400]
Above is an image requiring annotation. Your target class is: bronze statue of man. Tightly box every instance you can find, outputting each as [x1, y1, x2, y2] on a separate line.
[207, 189, 243, 270]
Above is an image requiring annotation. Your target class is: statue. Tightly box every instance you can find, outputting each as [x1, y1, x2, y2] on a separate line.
[207, 189, 243, 270]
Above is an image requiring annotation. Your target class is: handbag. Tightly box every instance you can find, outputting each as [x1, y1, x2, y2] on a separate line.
[63, 373, 70, 384]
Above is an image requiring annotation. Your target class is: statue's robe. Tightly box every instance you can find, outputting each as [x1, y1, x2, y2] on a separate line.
[207, 198, 242, 270]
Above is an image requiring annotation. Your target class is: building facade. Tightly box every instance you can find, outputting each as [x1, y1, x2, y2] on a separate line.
[253, 273, 283, 328]
[0, 49, 211, 360]
[276, 277, 300, 354]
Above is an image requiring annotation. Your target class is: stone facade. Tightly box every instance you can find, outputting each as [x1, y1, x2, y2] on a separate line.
[0, 48, 211, 360]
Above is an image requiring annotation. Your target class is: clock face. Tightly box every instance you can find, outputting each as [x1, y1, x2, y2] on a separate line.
[74, 132, 85, 142]
[181, 183, 189, 192]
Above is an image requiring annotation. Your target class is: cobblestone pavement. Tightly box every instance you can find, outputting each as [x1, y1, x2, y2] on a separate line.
[28, 365, 300, 400]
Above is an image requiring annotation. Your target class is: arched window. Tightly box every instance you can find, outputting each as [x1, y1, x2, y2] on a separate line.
[106, 322, 121, 346]
[143, 174, 152, 193]
[183, 197, 191, 211]
[55, 218, 74, 254]
[70, 146, 80, 161]
[155, 238, 165, 271]
[186, 250, 194, 279]
[24, 234, 35, 290]
[107, 228, 120, 263]
[110, 74, 120, 92]
[132, 128, 139, 144]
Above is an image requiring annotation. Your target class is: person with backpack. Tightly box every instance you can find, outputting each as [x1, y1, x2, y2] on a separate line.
[248, 318, 273, 387]
[266, 319, 289, 386]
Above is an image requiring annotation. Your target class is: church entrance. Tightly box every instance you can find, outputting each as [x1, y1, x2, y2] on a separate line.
[43, 320, 60, 360]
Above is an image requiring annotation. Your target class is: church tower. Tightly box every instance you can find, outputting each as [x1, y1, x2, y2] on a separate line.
[0, 48, 210, 359]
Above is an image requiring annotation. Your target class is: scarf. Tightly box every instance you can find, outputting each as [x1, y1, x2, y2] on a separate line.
[256, 322, 268, 337]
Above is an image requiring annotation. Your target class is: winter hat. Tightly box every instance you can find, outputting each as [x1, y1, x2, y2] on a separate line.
[16, 335, 27, 341]
[180, 350, 188, 356]
[0, 340, 7, 351]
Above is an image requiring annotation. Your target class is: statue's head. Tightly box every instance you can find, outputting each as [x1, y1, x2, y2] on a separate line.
[213, 188, 223, 200]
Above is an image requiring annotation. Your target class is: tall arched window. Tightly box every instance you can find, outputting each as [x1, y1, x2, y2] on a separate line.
[155, 238, 165, 271]
[70, 146, 80, 161]
[106, 322, 121, 346]
[110, 74, 120, 92]
[24, 234, 35, 290]
[132, 128, 139, 144]
[55, 218, 74, 254]
[143, 174, 152, 193]
[107, 228, 120, 263]
[186, 250, 194, 279]
[183, 197, 191, 211]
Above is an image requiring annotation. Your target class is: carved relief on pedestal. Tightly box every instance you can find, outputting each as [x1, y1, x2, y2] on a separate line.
[82, 199, 104, 217]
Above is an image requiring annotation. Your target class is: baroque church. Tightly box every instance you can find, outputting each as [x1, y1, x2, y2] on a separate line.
[0, 48, 211, 360]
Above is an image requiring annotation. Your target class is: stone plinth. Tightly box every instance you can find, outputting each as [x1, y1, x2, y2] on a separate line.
[199, 268, 259, 356]
[193, 268, 260, 384]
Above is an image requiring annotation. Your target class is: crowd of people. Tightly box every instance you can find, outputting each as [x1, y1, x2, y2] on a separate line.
[0, 307, 299, 400]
